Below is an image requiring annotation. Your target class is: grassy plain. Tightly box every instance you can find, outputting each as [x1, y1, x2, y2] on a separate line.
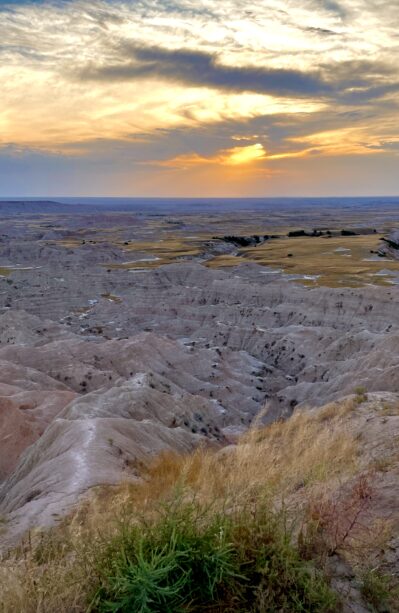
[44, 212, 399, 287]
[209, 234, 399, 287]
[112, 237, 203, 268]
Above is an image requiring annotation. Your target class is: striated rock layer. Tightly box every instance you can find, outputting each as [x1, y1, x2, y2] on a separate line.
[1, 260, 399, 548]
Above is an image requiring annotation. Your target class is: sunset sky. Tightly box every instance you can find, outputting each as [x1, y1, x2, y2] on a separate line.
[1, 0, 399, 197]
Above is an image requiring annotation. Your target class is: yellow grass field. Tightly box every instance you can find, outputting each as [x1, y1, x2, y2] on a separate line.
[209, 234, 399, 287]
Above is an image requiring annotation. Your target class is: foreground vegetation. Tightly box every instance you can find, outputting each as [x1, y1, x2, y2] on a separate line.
[1, 397, 398, 612]
[91, 500, 336, 612]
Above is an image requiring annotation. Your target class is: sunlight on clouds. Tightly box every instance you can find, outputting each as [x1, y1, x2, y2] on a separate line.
[0, 60, 323, 151]
[0, 0, 399, 195]
[155, 143, 267, 168]
[288, 127, 388, 157]
[227, 143, 266, 165]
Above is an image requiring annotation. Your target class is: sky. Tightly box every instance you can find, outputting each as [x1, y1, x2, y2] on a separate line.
[0, 0, 399, 197]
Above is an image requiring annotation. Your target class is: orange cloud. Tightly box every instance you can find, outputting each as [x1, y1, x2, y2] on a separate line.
[157, 143, 267, 169]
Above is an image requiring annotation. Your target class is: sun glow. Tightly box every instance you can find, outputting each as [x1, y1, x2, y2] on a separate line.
[155, 143, 267, 169]
[226, 143, 267, 165]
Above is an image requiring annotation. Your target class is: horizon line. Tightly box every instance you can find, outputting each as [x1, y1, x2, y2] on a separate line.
[1, 195, 399, 200]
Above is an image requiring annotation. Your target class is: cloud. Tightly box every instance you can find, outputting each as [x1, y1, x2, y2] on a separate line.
[78, 43, 399, 105]
[305, 26, 339, 36]
[340, 82, 399, 105]
[316, 0, 347, 18]
[1, 0, 399, 196]
[79, 44, 333, 98]
[156, 143, 268, 168]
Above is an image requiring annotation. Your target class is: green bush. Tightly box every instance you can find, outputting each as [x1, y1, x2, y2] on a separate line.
[90, 499, 337, 612]
[361, 568, 398, 612]
[354, 386, 368, 404]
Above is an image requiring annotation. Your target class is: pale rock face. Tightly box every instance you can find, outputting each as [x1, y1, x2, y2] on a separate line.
[1, 258, 399, 548]
[0, 389, 77, 480]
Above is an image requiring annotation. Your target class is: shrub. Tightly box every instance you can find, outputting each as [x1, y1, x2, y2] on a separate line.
[354, 386, 368, 404]
[90, 498, 337, 613]
[299, 474, 375, 562]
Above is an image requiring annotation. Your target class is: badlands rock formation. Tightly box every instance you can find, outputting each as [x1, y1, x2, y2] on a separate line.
[2, 261, 399, 547]
[1, 202, 399, 550]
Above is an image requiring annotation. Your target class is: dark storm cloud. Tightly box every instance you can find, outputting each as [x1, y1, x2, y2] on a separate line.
[79, 45, 333, 98]
[78, 43, 398, 104]
[319, 59, 399, 104]
[340, 82, 399, 104]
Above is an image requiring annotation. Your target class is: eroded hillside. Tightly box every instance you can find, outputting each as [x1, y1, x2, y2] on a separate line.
[0, 202, 399, 610]
[1, 393, 398, 612]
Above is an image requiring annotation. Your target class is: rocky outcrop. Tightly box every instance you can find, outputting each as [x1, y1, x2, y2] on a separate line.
[380, 230, 399, 259]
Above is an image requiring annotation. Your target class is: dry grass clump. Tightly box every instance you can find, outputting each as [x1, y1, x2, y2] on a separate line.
[99, 401, 358, 519]
[0, 402, 368, 613]
[214, 402, 356, 501]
